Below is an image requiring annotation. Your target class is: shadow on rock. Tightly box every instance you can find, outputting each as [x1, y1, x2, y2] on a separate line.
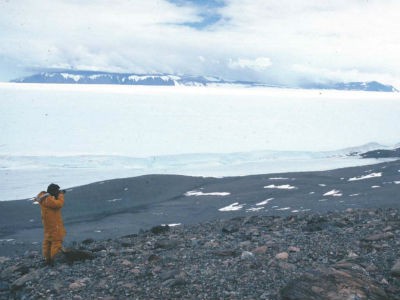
[58, 248, 95, 265]
[281, 261, 389, 300]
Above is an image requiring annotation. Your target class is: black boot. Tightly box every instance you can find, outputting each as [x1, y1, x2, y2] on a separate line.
[42, 258, 53, 267]
[47, 258, 54, 267]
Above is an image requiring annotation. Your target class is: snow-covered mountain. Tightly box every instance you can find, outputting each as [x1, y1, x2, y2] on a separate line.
[11, 70, 398, 92]
[11, 71, 238, 87]
[304, 81, 398, 92]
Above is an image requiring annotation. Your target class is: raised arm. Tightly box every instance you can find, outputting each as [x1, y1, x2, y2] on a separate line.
[42, 193, 64, 209]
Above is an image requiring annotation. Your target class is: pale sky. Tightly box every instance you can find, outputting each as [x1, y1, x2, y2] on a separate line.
[0, 0, 399, 87]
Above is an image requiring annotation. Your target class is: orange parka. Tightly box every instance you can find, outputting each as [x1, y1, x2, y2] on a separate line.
[37, 191, 66, 241]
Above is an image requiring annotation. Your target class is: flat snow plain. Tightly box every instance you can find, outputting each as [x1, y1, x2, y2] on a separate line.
[1, 83, 399, 200]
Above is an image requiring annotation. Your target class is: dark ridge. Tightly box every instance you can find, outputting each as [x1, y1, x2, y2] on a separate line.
[361, 147, 400, 159]
[1, 159, 400, 258]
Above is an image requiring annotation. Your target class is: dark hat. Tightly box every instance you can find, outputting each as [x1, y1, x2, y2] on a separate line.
[47, 183, 60, 197]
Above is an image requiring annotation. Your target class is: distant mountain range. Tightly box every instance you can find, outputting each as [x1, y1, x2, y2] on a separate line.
[303, 81, 398, 92]
[11, 70, 399, 92]
[11, 71, 236, 87]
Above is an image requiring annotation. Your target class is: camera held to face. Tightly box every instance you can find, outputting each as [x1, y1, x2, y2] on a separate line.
[47, 184, 66, 198]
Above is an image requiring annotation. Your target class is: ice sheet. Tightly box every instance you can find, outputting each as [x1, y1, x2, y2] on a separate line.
[1, 83, 400, 156]
[1, 83, 400, 200]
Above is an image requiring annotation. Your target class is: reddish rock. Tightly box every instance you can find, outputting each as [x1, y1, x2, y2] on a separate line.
[363, 232, 394, 241]
[253, 246, 268, 254]
[276, 252, 289, 260]
[288, 246, 300, 253]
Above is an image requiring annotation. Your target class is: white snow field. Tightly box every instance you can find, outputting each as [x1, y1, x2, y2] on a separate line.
[1, 83, 400, 200]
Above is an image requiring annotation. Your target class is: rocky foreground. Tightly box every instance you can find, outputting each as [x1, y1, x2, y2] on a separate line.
[1, 208, 400, 300]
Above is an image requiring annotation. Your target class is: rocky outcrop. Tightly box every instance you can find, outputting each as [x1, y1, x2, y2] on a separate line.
[361, 147, 400, 159]
[392, 260, 400, 277]
[281, 262, 389, 299]
[0, 208, 399, 299]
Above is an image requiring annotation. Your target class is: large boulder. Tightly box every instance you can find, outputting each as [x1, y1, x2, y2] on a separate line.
[280, 262, 388, 300]
[60, 248, 95, 264]
[391, 259, 400, 277]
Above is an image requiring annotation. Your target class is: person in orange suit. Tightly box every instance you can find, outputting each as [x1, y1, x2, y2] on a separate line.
[35, 183, 66, 266]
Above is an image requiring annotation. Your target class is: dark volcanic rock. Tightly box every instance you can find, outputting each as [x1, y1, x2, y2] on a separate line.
[154, 239, 179, 250]
[363, 232, 395, 241]
[11, 270, 40, 290]
[392, 260, 400, 277]
[0, 208, 399, 299]
[281, 262, 389, 300]
[61, 248, 95, 264]
[361, 147, 400, 159]
[150, 225, 170, 234]
[81, 238, 95, 245]
[0, 281, 9, 291]
[212, 249, 239, 257]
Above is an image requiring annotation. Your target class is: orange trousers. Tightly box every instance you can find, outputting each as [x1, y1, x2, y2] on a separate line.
[42, 239, 63, 262]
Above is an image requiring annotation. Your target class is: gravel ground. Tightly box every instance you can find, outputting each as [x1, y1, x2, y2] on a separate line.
[1, 208, 399, 299]
[1, 159, 400, 258]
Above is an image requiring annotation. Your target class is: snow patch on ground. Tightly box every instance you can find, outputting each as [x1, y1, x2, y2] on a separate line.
[276, 207, 291, 211]
[246, 207, 264, 212]
[218, 202, 244, 212]
[348, 172, 382, 181]
[161, 223, 181, 227]
[256, 198, 274, 206]
[185, 190, 230, 197]
[264, 184, 297, 190]
[107, 198, 122, 202]
[323, 189, 343, 197]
